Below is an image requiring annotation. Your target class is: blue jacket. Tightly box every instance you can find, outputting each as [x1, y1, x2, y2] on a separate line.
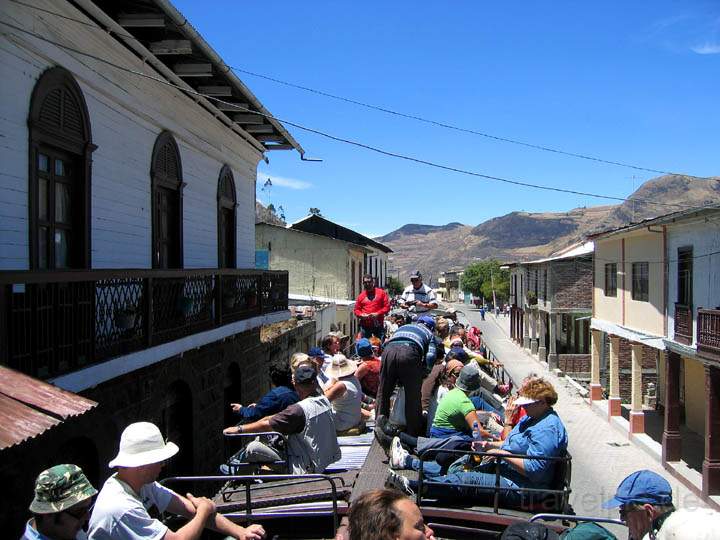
[501, 409, 568, 487]
[236, 386, 299, 422]
[386, 323, 438, 368]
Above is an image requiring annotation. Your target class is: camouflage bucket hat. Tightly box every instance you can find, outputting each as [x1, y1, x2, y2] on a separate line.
[29, 464, 97, 514]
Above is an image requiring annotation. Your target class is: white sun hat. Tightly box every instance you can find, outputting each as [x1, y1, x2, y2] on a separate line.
[109, 422, 179, 468]
[325, 354, 358, 379]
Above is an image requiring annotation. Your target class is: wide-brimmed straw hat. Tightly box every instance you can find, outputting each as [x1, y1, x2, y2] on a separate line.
[109, 422, 179, 468]
[325, 354, 357, 379]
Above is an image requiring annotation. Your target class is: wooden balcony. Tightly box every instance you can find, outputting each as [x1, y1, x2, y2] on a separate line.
[0, 269, 288, 379]
[674, 303, 693, 345]
[698, 308, 720, 362]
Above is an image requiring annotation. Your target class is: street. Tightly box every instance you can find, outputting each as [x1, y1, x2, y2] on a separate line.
[455, 304, 706, 536]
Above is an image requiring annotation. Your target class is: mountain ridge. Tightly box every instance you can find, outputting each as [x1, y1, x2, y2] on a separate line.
[376, 175, 719, 281]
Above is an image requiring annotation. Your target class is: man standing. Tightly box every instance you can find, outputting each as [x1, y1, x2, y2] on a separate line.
[22, 464, 97, 540]
[89, 422, 265, 539]
[376, 315, 438, 437]
[224, 365, 341, 475]
[603, 470, 675, 540]
[400, 271, 438, 315]
[354, 274, 390, 340]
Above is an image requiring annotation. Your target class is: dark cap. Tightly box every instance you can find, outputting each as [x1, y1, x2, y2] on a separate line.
[29, 464, 97, 514]
[602, 470, 672, 508]
[294, 365, 317, 385]
[308, 346, 324, 357]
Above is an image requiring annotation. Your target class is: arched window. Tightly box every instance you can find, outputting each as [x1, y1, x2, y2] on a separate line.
[151, 132, 183, 269]
[28, 67, 94, 269]
[217, 165, 237, 268]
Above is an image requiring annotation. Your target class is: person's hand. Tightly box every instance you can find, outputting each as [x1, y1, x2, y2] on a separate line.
[230, 403, 242, 412]
[187, 493, 216, 517]
[223, 426, 240, 435]
[237, 523, 266, 539]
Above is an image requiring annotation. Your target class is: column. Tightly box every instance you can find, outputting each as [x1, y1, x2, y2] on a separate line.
[630, 343, 645, 434]
[703, 365, 720, 497]
[538, 312, 547, 363]
[510, 308, 516, 340]
[662, 351, 682, 462]
[548, 313, 558, 370]
[530, 311, 538, 354]
[590, 329, 603, 401]
[522, 310, 530, 349]
[608, 336, 621, 418]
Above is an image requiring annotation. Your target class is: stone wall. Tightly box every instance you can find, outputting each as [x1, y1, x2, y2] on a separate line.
[552, 257, 592, 310]
[0, 320, 315, 534]
[618, 337, 658, 403]
[558, 354, 591, 375]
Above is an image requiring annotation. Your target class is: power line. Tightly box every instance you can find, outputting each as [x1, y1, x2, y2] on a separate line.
[2, 18, 718, 215]
[9, 0, 715, 181]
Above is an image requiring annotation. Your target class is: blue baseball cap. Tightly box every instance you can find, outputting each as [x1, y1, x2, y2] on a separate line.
[355, 338, 373, 358]
[602, 470, 672, 508]
[449, 346, 469, 362]
[417, 315, 435, 330]
[308, 347, 324, 358]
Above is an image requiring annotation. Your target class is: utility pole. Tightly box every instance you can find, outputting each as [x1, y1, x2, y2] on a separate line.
[490, 269, 497, 310]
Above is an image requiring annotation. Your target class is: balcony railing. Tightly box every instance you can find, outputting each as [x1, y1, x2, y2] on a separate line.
[698, 308, 720, 361]
[0, 269, 288, 379]
[674, 303, 693, 345]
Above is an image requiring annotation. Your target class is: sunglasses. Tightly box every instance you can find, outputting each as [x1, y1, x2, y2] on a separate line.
[618, 505, 641, 521]
[63, 501, 93, 520]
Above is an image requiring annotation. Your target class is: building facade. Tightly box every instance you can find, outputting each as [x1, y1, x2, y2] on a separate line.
[0, 0, 306, 532]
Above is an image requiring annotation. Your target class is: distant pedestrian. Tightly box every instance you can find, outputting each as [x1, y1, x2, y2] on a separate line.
[22, 464, 97, 540]
[400, 271, 438, 314]
[480, 305, 486, 321]
[354, 274, 391, 340]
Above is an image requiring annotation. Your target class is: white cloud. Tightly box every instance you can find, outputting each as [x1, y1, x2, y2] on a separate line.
[691, 42, 720, 54]
[258, 172, 312, 190]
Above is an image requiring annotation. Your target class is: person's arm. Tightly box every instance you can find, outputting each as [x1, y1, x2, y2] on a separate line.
[163, 493, 216, 540]
[377, 289, 391, 316]
[324, 380, 347, 401]
[464, 410, 491, 439]
[223, 417, 273, 435]
[353, 292, 366, 317]
[166, 493, 265, 540]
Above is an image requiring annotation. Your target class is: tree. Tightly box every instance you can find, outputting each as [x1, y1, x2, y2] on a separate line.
[309, 207, 322, 216]
[460, 260, 510, 304]
[386, 276, 404, 296]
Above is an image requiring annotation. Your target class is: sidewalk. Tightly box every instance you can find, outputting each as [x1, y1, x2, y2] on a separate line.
[456, 306, 707, 533]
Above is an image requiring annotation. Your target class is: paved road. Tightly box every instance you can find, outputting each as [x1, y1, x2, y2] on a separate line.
[454, 304, 705, 536]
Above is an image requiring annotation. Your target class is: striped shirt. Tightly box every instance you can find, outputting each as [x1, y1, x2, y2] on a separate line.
[400, 284, 437, 312]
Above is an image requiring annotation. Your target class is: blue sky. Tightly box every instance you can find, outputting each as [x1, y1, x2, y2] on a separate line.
[175, 1, 720, 238]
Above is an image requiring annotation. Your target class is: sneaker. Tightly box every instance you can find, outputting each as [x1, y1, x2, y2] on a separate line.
[390, 436, 410, 469]
[385, 469, 415, 497]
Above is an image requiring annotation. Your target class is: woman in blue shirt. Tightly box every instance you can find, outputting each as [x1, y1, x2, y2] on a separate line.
[387, 378, 568, 508]
[230, 366, 299, 423]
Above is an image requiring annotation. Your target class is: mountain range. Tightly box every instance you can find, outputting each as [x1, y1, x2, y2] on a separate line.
[375, 175, 720, 282]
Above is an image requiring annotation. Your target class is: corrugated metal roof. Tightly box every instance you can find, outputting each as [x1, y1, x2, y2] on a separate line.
[0, 366, 97, 450]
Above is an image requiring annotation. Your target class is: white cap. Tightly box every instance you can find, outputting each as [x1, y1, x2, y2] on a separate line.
[109, 422, 179, 468]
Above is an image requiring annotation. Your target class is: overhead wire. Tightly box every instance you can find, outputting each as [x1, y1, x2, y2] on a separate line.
[1, 15, 718, 215]
[8, 0, 717, 182]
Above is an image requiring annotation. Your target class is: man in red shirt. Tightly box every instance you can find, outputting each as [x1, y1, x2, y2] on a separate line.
[354, 274, 391, 340]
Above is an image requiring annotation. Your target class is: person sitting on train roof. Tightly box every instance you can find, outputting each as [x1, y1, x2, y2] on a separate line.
[386, 378, 568, 509]
[323, 354, 365, 434]
[229, 365, 299, 424]
[223, 365, 341, 475]
[22, 464, 97, 540]
[89, 422, 265, 540]
[355, 338, 381, 398]
[346, 488, 435, 540]
[445, 330, 511, 397]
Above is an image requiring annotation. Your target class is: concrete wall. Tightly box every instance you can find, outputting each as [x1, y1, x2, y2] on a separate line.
[0, 0, 261, 270]
[594, 232, 664, 336]
[683, 355, 706, 436]
[667, 217, 720, 345]
[256, 224, 355, 300]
